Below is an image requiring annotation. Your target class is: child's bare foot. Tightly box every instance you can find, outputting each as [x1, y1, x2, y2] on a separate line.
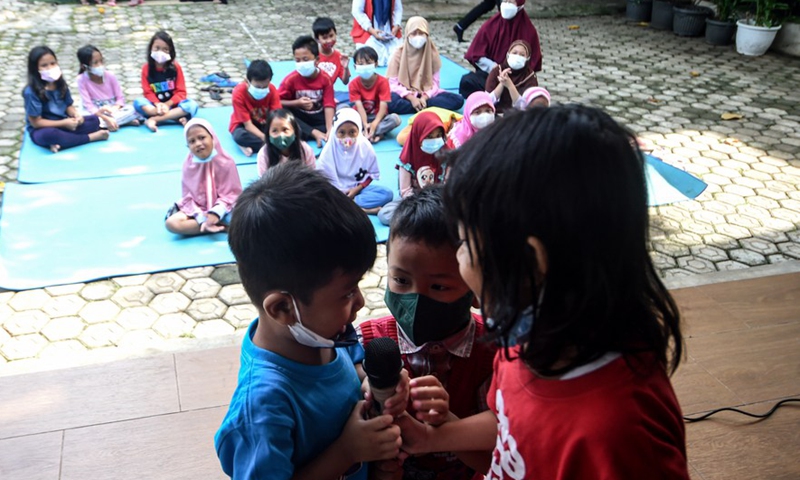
[89, 130, 110, 142]
[178, 117, 188, 126]
[50, 144, 61, 153]
[370, 135, 382, 144]
[238, 145, 253, 157]
[145, 118, 158, 132]
[362, 207, 381, 215]
[129, 119, 140, 126]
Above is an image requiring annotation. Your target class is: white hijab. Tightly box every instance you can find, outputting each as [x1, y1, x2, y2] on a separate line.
[317, 108, 381, 191]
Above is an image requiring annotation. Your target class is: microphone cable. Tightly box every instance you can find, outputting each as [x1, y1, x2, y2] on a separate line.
[683, 398, 800, 423]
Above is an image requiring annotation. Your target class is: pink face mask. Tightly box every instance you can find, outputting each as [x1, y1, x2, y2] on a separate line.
[339, 136, 355, 149]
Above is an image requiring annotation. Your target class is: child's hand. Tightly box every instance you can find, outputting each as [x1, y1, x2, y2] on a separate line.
[409, 375, 450, 426]
[407, 96, 423, 112]
[418, 94, 428, 109]
[312, 129, 326, 147]
[74, 115, 85, 126]
[395, 411, 431, 456]
[363, 368, 410, 418]
[392, 25, 402, 37]
[341, 400, 402, 464]
[155, 103, 169, 115]
[340, 55, 350, 71]
[346, 187, 360, 199]
[298, 97, 314, 111]
[498, 68, 512, 88]
[105, 117, 119, 132]
[201, 213, 225, 233]
[63, 117, 81, 131]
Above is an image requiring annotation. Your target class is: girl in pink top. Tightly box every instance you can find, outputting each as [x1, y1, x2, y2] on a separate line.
[165, 118, 243, 235]
[446, 91, 495, 150]
[76, 45, 139, 131]
[256, 109, 316, 176]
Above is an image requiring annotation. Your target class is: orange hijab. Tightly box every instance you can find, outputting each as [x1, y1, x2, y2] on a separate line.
[387, 16, 442, 93]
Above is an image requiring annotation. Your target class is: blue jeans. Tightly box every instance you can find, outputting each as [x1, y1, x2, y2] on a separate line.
[354, 184, 394, 209]
[388, 91, 464, 115]
[133, 98, 199, 118]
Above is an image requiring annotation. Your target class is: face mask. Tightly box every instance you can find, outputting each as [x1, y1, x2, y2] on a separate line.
[321, 40, 336, 51]
[269, 133, 295, 150]
[470, 112, 495, 130]
[151, 50, 171, 64]
[192, 148, 217, 163]
[420, 137, 445, 154]
[40, 66, 62, 83]
[89, 66, 105, 77]
[490, 285, 545, 348]
[500, 3, 520, 20]
[385, 290, 474, 346]
[248, 84, 270, 100]
[408, 35, 428, 50]
[507, 53, 528, 71]
[296, 60, 317, 77]
[285, 293, 358, 348]
[339, 136, 356, 149]
[354, 63, 376, 80]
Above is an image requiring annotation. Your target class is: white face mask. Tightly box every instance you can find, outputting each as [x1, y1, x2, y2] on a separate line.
[150, 50, 171, 64]
[500, 2, 520, 20]
[89, 65, 105, 77]
[284, 293, 358, 348]
[408, 35, 428, 50]
[40, 66, 62, 83]
[420, 137, 445, 154]
[507, 53, 528, 70]
[470, 112, 495, 130]
[354, 63, 376, 80]
[295, 60, 317, 77]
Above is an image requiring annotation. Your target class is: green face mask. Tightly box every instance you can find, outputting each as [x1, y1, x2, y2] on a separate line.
[269, 133, 295, 150]
[384, 290, 474, 346]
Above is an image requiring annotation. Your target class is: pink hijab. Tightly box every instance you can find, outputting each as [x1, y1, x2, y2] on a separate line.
[177, 118, 243, 218]
[447, 91, 494, 149]
[464, 0, 542, 72]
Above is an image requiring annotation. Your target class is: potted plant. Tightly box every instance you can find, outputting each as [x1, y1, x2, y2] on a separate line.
[736, 0, 789, 55]
[652, 0, 690, 30]
[706, 0, 740, 45]
[627, 0, 653, 22]
[673, 2, 714, 36]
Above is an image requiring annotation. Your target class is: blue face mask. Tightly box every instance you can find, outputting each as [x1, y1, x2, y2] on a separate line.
[494, 286, 545, 348]
[192, 148, 217, 163]
[420, 137, 445, 154]
[295, 60, 317, 77]
[248, 84, 270, 100]
[354, 63, 376, 80]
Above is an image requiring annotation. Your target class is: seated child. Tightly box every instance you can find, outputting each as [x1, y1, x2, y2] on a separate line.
[514, 85, 551, 110]
[165, 119, 242, 235]
[76, 45, 139, 131]
[230, 59, 282, 157]
[357, 186, 497, 480]
[378, 111, 447, 226]
[215, 163, 403, 479]
[486, 39, 539, 114]
[23, 45, 108, 153]
[313, 17, 352, 104]
[279, 35, 335, 147]
[350, 46, 402, 143]
[134, 30, 199, 132]
[351, 0, 404, 67]
[387, 17, 464, 115]
[257, 109, 316, 176]
[317, 108, 393, 214]
[446, 91, 495, 150]
[395, 106, 461, 146]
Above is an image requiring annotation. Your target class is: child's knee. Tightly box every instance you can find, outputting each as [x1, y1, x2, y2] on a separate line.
[179, 99, 199, 118]
[133, 98, 152, 116]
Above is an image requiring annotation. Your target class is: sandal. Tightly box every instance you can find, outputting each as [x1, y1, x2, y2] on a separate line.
[206, 86, 222, 101]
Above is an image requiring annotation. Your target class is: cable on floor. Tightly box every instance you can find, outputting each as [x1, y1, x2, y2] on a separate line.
[683, 398, 800, 423]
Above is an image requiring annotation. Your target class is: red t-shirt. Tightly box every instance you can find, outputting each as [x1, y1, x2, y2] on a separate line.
[318, 49, 346, 84]
[348, 75, 390, 116]
[140, 61, 187, 105]
[278, 70, 335, 115]
[486, 350, 689, 480]
[228, 82, 282, 133]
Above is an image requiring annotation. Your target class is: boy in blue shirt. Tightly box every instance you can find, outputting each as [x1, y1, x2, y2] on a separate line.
[215, 163, 403, 479]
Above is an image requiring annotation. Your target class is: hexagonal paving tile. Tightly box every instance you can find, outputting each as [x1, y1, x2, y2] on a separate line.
[153, 313, 197, 338]
[181, 277, 222, 299]
[150, 292, 191, 315]
[193, 319, 236, 338]
[144, 272, 186, 295]
[80, 281, 118, 301]
[38, 340, 89, 360]
[112, 274, 150, 287]
[739, 238, 779, 256]
[117, 330, 167, 351]
[79, 322, 125, 348]
[676, 256, 717, 274]
[186, 298, 228, 321]
[8, 290, 51, 312]
[689, 245, 728, 262]
[211, 265, 241, 286]
[716, 260, 749, 271]
[111, 285, 155, 308]
[79, 300, 121, 324]
[218, 284, 249, 306]
[3, 310, 49, 336]
[42, 294, 86, 318]
[45, 283, 84, 296]
[223, 304, 258, 328]
[41, 316, 86, 342]
[777, 242, 800, 259]
[0, 333, 48, 360]
[728, 248, 768, 266]
[177, 266, 215, 280]
[115, 306, 159, 331]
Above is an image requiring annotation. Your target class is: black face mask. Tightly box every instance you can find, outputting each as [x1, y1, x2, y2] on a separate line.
[384, 290, 474, 346]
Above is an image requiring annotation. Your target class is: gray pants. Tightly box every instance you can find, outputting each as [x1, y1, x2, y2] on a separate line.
[368, 113, 402, 137]
[378, 198, 401, 226]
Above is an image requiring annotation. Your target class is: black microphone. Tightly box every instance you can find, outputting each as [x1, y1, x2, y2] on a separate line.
[363, 337, 403, 417]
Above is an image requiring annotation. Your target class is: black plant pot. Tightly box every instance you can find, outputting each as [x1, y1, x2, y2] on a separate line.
[705, 18, 737, 45]
[626, 0, 653, 22]
[651, 0, 676, 30]
[673, 5, 713, 36]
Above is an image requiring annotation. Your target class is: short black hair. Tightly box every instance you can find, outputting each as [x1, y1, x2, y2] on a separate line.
[312, 17, 336, 38]
[353, 46, 379, 65]
[228, 163, 377, 306]
[389, 186, 456, 250]
[292, 35, 319, 58]
[246, 59, 273, 82]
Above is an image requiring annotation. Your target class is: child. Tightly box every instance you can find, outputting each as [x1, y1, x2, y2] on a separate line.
[76, 45, 139, 131]
[229, 59, 282, 157]
[446, 91, 495, 150]
[316, 108, 393, 214]
[514, 85, 550, 110]
[357, 186, 497, 480]
[351, 0, 403, 67]
[215, 163, 403, 479]
[378, 111, 447, 226]
[23, 46, 108, 153]
[134, 30, 199, 132]
[398, 106, 689, 479]
[394, 106, 461, 146]
[165, 119, 242, 236]
[387, 17, 465, 115]
[279, 35, 335, 148]
[485, 40, 538, 114]
[350, 46, 402, 143]
[313, 17, 351, 90]
[256, 109, 316, 176]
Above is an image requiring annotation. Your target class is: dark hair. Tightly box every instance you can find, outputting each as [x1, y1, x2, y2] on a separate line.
[77, 45, 101, 75]
[26, 46, 68, 101]
[312, 17, 337, 38]
[444, 105, 683, 376]
[228, 162, 377, 306]
[146, 30, 176, 79]
[246, 59, 273, 82]
[292, 35, 319, 58]
[353, 46, 379, 65]
[389, 186, 456, 250]
[265, 109, 303, 168]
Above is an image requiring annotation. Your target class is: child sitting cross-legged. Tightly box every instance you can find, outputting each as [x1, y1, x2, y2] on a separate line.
[230, 59, 282, 157]
[350, 46, 402, 143]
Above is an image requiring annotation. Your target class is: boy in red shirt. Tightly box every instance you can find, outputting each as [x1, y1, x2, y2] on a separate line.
[229, 59, 281, 157]
[349, 46, 401, 143]
[279, 35, 335, 148]
[313, 17, 353, 106]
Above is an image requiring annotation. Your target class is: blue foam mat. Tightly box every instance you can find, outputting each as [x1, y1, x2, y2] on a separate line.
[645, 154, 707, 206]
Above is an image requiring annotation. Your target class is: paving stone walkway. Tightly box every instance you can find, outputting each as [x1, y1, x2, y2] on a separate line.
[0, 0, 798, 374]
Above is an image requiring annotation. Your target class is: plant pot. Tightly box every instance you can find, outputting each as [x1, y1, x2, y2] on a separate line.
[651, 0, 676, 30]
[626, 0, 653, 22]
[706, 18, 737, 45]
[736, 20, 782, 56]
[772, 21, 800, 57]
[673, 5, 713, 37]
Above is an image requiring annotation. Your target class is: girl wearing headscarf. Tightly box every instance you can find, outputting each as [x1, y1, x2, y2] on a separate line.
[486, 40, 539, 114]
[515, 85, 551, 110]
[317, 107, 394, 213]
[459, 0, 542, 99]
[165, 118, 243, 235]
[446, 91, 495, 150]
[387, 16, 465, 115]
[351, 0, 404, 67]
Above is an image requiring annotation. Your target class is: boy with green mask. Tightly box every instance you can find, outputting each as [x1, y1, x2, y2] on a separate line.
[357, 186, 497, 479]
